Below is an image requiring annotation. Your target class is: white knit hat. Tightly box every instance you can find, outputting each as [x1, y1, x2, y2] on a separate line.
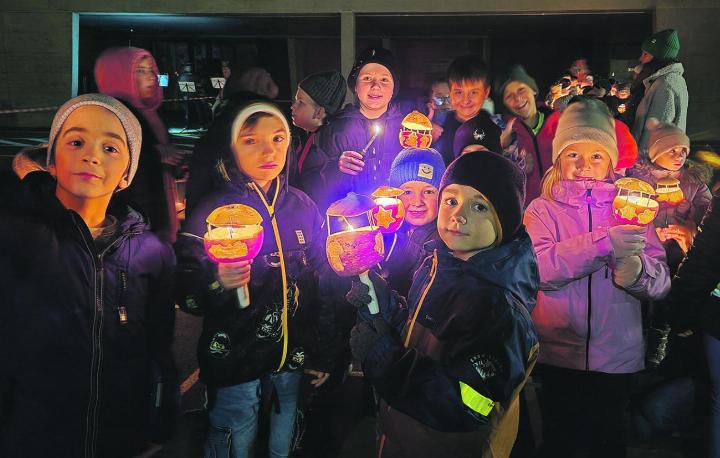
[47, 93, 142, 186]
[646, 118, 690, 162]
[230, 102, 290, 148]
[552, 98, 618, 168]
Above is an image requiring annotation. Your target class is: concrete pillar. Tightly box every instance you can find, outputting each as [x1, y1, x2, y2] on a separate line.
[341, 11, 355, 105]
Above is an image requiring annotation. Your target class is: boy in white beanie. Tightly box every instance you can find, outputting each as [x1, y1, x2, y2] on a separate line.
[0, 94, 178, 458]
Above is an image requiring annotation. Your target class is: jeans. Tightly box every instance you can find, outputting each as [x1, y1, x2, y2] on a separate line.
[204, 370, 302, 458]
[706, 333, 720, 458]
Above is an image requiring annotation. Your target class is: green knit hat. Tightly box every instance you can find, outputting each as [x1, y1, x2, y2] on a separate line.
[494, 64, 539, 100]
[642, 29, 680, 60]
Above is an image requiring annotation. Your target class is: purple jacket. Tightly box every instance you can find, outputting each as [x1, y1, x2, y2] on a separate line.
[524, 180, 671, 373]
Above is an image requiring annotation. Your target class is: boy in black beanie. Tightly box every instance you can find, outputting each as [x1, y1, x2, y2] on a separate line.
[347, 152, 539, 458]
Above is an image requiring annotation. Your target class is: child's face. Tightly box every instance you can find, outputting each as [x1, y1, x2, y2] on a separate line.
[355, 63, 394, 113]
[430, 82, 451, 110]
[559, 142, 612, 181]
[450, 79, 490, 122]
[135, 56, 158, 101]
[50, 106, 130, 203]
[438, 184, 497, 260]
[399, 181, 439, 227]
[655, 147, 688, 171]
[232, 114, 289, 187]
[503, 81, 537, 122]
[291, 88, 323, 131]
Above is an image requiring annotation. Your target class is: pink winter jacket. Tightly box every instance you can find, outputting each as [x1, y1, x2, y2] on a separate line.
[524, 180, 671, 373]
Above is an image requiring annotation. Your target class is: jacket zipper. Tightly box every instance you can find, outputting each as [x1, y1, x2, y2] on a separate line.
[585, 189, 593, 372]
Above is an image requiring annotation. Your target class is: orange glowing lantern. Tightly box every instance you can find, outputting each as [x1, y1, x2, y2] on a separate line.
[370, 186, 406, 234]
[204, 204, 265, 308]
[326, 193, 385, 314]
[612, 178, 659, 225]
[399, 111, 433, 149]
[655, 177, 685, 206]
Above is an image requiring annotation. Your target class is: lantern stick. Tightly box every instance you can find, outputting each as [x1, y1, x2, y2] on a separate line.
[237, 285, 250, 308]
[358, 271, 380, 315]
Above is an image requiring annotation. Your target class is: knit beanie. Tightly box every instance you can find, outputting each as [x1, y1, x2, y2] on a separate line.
[642, 29, 680, 60]
[347, 47, 399, 97]
[230, 101, 291, 149]
[47, 93, 142, 186]
[298, 70, 347, 115]
[552, 98, 618, 167]
[388, 147, 446, 190]
[646, 117, 690, 162]
[439, 152, 525, 245]
[494, 64, 539, 101]
[452, 111, 503, 157]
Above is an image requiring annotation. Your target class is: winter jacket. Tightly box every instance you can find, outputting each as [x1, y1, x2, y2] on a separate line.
[667, 193, 720, 339]
[629, 159, 712, 271]
[382, 222, 438, 298]
[524, 180, 671, 373]
[0, 172, 178, 458]
[362, 231, 539, 457]
[175, 172, 336, 387]
[303, 103, 406, 211]
[632, 63, 689, 152]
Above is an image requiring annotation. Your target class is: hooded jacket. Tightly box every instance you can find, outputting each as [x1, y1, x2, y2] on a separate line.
[175, 164, 336, 387]
[383, 222, 439, 298]
[301, 103, 406, 212]
[524, 180, 671, 373]
[632, 63, 689, 152]
[361, 231, 539, 457]
[0, 172, 178, 458]
[95, 47, 179, 241]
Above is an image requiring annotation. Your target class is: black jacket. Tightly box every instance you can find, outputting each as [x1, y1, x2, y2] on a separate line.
[0, 172, 178, 458]
[383, 222, 439, 298]
[176, 172, 336, 387]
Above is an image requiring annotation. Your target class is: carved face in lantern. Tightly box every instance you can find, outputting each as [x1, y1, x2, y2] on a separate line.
[399, 111, 433, 149]
[204, 204, 265, 263]
[612, 178, 659, 225]
[370, 186, 406, 233]
[655, 177, 685, 206]
[326, 193, 385, 277]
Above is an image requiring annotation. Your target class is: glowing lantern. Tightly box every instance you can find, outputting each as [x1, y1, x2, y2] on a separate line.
[204, 204, 265, 308]
[612, 178, 659, 225]
[655, 177, 685, 206]
[326, 193, 385, 314]
[369, 186, 406, 234]
[399, 111, 433, 149]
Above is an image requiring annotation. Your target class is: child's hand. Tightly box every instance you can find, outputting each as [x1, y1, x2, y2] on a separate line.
[608, 225, 646, 258]
[500, 117, 517, 150]
[663, 224, 694, 253]
[346, 280, 371, 308]
[217, 260, 252, 290]
[431, 122, 444, 140]
[613, 256, 643, 288]
[304, 369, 330, 387]
[339, 151, 365, 175]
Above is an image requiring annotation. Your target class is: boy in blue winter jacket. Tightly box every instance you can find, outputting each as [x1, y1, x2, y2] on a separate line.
[348, 152, 539, 458]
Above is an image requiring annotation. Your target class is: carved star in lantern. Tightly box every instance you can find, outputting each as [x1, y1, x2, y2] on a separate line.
[638, 209, 657, 225]
[619, 204, 638, 222]
[373, 206, 397, 229]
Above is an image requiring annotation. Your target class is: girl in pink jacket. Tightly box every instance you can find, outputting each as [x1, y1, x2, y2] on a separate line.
[523, 98, 671, 458]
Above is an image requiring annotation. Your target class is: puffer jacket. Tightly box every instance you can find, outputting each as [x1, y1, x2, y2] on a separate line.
[362, 231, 539, 458]
[632, 63, 689, 151]
[524, 179, 671, 373]
[175, 172, 336, 387]
[301, 103, 406, 212]
[0, 172, 178, 458]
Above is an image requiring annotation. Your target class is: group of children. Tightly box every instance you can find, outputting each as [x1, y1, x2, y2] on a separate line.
[0, 27, 715, 458]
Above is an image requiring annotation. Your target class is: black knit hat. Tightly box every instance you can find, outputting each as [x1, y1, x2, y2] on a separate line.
[493, 64, 539, 101]
[347, 47, 399, 97]
[452, 111, 503, 157]
[298, 70, 347, 115]
[439, 152, 526, 245]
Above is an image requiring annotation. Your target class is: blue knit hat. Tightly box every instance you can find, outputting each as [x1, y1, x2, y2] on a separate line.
[388, 148, 445, 189]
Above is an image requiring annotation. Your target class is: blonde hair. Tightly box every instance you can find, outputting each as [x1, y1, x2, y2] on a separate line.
[541, 155, 615, 201]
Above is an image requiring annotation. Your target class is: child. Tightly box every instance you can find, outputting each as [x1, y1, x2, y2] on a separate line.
[523, 98, 671, 458]
[383, 147, 446, 297]
[348, 152, 539, 458]
[0, 94, 178, 458]
[289, 70, 347, 195]
[175, 101, 335, 458]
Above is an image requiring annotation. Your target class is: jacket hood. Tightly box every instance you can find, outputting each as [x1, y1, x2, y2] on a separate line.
[644, 62, 685, 87]
[95, 47, 163, 112]
[425, 228, 539, 313]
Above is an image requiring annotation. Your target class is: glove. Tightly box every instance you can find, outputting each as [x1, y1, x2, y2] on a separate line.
[608, 225, 647, 258]
[645, 324, 671, 369]
[613, 255, 643, 288]
[346, 280, 371, 308]
[349, 316, 390, 362]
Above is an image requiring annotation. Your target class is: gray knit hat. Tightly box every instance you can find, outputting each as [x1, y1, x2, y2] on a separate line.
[494, 64, 539, 101]
[646, 117, 690, 162]
[298, 70, 347, 115]
[47, 93, 142, 186]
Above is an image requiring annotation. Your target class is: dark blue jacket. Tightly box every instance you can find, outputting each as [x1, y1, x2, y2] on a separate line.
[0, 172, 178, 458]
[362, 229, 539, 437]
[382, 222, 438, 299]
[176, 170, 336, 387]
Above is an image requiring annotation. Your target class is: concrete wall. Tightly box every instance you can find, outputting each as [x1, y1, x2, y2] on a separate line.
[1, 0, 718, 140]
